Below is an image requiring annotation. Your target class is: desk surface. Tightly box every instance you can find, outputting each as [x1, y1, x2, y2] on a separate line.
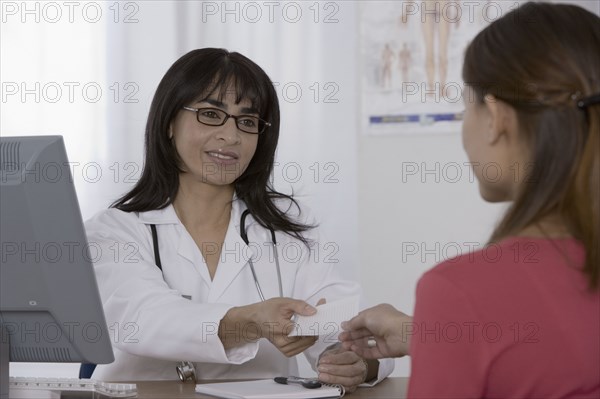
[132, 377, 408, 398]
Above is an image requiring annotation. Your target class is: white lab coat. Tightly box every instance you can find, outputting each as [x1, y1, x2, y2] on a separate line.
[85, 197, 393, 383]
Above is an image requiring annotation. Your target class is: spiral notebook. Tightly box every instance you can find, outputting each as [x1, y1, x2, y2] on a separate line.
[195, 379, 344, 398]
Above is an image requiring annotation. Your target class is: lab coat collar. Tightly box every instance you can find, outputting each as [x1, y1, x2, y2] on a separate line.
[230, 195, 251, 230]
[136, 195, 250, 226]
[136, 205, 180, 225]
[207, 218, 255, 302]
[209, 196, 259, 301]
[136, 197, 259, 299]
[172, 196, 250, 267]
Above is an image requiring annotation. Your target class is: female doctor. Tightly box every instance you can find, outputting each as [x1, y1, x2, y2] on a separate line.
[85, 48, 392, 391]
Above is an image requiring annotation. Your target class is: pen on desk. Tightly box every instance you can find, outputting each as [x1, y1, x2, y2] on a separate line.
[274, 376, 322, 389]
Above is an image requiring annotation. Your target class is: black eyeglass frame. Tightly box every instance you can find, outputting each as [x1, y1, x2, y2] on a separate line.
[182, 106, 272, 135]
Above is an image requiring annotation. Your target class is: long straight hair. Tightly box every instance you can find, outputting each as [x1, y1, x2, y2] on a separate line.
[112, 49, 314, 244]
[463, 3, 599, 289]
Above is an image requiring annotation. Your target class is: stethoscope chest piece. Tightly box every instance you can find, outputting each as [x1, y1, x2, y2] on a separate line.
[176, 361, 197, 382]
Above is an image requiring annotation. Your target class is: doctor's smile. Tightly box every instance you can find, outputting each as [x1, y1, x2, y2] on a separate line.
[206, 150, 240, 163]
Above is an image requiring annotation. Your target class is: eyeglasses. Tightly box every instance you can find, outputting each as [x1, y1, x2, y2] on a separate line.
[182, 106, 271, 135]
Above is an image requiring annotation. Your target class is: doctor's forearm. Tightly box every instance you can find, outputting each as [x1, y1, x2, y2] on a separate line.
[219, 298, 319, 352]
[218, 305, 260, 349]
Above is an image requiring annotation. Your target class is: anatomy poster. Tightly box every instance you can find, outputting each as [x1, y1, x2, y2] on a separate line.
[360, 0, 518, 135]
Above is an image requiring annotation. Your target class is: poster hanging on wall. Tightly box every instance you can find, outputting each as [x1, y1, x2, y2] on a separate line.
[360, 0, 520, 136]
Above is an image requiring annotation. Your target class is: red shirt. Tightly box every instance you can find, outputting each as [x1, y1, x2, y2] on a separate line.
[408, 237, 600, 398]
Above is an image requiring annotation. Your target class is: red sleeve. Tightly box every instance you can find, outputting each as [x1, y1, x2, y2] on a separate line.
[407, 270, 489, 399]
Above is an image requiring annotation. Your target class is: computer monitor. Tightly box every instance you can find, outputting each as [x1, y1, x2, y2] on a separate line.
[0, 135, 114, 397]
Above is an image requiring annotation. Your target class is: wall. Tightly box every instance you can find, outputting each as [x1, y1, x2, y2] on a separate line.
[357, 132, 506, 375]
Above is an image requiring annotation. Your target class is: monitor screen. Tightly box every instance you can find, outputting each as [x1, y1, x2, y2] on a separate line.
[0, 135, 114, 395]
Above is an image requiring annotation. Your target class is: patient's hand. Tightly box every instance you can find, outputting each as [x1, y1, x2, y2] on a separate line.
[339, 303, 413, 359]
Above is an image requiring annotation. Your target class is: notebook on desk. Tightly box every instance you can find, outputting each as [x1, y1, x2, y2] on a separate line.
[195, 379, 344, 398]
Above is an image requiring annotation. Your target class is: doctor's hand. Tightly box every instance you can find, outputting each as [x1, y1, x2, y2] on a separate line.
[317, 345, 372, 393]
[219, 298, 318, 357]
[339, 304, 413, 359]
[254, 298, 319, 357]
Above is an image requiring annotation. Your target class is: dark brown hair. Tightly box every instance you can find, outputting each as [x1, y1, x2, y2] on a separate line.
[112, 48, 314, 244]
[463, 3, 599, 288]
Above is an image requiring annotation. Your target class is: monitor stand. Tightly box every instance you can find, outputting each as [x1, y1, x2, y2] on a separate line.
[0, 325, 60, 399]
[1, 324, 9, 399]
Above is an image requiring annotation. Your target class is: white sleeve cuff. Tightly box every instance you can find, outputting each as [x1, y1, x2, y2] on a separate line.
[194, 303, 260, 364]
[359, 358, 395, 387]
[222, 341, 260, 364]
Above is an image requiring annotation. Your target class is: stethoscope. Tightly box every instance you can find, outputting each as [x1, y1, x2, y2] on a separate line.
[240, 209, 283, 301]
[176, 209, 283, 382]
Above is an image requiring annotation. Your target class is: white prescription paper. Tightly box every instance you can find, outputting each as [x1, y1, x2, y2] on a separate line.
[288, 296, 360, 336]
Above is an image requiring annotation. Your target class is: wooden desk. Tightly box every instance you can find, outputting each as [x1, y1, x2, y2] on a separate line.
[132, 377, 408, 398]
